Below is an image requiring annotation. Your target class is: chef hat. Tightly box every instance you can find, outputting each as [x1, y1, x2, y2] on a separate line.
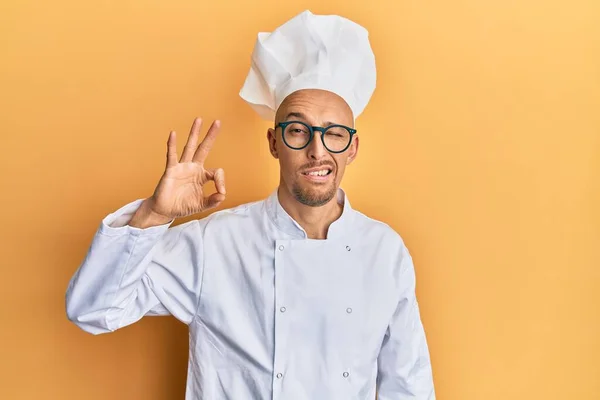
[239, 10, 376, 121]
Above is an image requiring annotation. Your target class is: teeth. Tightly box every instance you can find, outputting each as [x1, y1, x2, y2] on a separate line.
[307, 169, 329, 176]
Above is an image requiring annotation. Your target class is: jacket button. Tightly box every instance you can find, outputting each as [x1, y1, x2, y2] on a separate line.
[343, 371, 349, 378]
[279, 245, 285, 251]
[280, 306, 287, 313]
[276, 373, 283, 379]
[346, 307, 353, 314]
[346, 245, 351, 251]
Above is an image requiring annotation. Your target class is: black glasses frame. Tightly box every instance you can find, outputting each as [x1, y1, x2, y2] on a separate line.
[276, 120, 357, 154]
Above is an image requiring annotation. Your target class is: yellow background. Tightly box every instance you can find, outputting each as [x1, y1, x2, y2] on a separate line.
[1, 0, 598, 399]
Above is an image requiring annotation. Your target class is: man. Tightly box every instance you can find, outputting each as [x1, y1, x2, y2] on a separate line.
[66, 10, 435, 400]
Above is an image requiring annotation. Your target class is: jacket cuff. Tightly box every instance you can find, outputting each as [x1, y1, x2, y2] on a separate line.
[98, 199, 174, 237]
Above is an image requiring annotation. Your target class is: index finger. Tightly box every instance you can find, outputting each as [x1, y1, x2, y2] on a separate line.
[193, 120, 221, 164]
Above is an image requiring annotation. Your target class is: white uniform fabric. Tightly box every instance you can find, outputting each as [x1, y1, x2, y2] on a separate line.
[239, 10, 377, 121]
[66, 188, 435, 399]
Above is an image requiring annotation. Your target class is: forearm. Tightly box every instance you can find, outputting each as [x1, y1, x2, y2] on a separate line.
[65, 199, 172, 334]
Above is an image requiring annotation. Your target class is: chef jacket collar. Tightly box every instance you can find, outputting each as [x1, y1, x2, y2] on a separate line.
[266, 186, 354, 240]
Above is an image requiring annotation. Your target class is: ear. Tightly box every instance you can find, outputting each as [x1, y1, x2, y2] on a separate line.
[346, 135, 359, 165]
[267, 128, 279, 159]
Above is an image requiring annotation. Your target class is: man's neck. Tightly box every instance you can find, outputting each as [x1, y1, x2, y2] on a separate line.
[277, 185, 343, 240]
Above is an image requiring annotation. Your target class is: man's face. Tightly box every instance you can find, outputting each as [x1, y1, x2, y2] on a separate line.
[267, 89, 359, 207]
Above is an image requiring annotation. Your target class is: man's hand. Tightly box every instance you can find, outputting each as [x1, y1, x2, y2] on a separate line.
[129, 117, 226, 228]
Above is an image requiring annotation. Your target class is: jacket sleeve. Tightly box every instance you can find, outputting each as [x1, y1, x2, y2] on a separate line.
[376, 244, 436, 399]
[65, 199, 206, 335]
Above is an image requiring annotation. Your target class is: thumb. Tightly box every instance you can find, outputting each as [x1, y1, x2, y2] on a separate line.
[204, 192, 226, 210]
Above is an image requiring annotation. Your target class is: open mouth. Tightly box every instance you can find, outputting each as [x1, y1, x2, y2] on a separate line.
[302, 168, 333, 177]
[301, 167, 334, 182]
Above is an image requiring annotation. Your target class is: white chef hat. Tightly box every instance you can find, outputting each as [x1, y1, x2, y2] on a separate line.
[239, 10, 376, 121]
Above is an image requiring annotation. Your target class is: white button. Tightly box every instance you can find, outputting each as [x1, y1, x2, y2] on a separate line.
[276, 373, 283, 378]
[346, 307, 353, 314]
[279, 245, 285, 251]
[346, 245, 351, 251]
[343, 371, 349, 378]
[280, 306, 286, 313]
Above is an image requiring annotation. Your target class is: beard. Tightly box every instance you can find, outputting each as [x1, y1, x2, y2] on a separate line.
[291, 180, 337, 207]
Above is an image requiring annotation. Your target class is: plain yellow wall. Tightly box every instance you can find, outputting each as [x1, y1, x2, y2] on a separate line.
[1, 0, 598, 399]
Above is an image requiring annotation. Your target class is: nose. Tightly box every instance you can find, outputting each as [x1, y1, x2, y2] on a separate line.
[307, 131, 328, 160]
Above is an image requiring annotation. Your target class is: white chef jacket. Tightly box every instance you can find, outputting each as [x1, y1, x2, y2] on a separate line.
[66, 187, 435, 400]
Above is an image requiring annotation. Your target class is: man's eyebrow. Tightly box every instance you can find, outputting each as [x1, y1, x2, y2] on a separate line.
[284, 111, 339, 127]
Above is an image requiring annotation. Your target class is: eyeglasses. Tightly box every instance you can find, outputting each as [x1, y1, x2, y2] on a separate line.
[277, 121, 357, 154]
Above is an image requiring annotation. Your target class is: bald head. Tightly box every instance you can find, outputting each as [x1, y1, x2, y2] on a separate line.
[274, 89, 354, 128]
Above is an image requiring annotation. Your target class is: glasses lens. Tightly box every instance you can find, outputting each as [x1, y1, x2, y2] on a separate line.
[283, 122, 311, 149]
[323, 126, 351, 152]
